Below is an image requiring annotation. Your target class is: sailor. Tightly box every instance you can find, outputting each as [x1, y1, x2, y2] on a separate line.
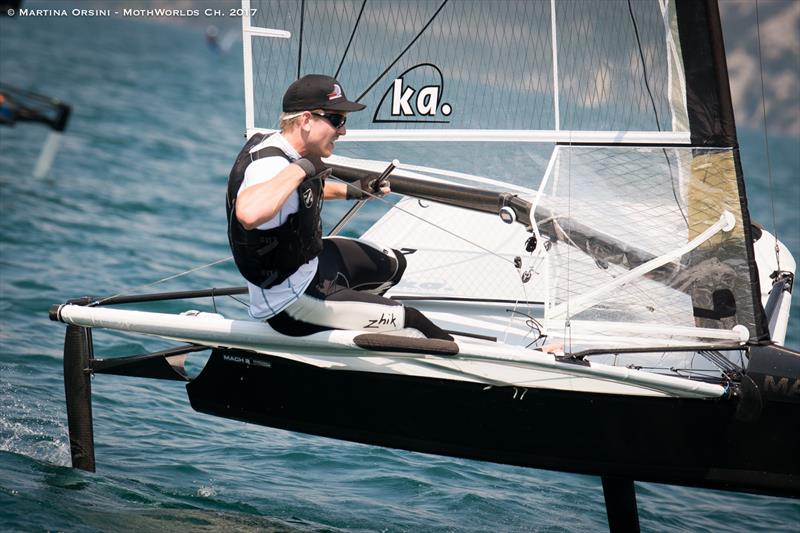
[227, 74, 452, 340]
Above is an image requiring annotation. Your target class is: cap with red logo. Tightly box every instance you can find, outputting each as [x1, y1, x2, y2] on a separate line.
[282, 74, 366, 113]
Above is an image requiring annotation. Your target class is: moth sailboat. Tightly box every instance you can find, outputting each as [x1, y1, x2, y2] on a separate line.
[0, 82, 71, 177]
[50, 0, 798, 529]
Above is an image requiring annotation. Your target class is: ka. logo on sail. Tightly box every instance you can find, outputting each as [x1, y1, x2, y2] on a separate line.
[390, 79, 451, 117]
[372, 63, 451, 124]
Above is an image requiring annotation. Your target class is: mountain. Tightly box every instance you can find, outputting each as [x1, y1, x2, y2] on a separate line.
[720, 0, 799, 136]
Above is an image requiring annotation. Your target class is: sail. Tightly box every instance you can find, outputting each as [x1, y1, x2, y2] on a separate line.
[243, 0, 692, 141]
[0, 82, 70, 132]
[241, 0, 768, 345]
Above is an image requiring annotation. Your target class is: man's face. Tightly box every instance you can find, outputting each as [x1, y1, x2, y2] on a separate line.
[306, 111, 346, 157]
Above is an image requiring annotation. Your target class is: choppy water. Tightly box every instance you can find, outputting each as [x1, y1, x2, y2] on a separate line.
[1, 8, 799, 533]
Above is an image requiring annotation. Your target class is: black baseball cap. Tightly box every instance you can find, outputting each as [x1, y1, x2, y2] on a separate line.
[282, 74, 366, 113]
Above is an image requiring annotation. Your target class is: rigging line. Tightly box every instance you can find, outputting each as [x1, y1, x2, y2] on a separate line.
[631, 366, 719, 378]
[506, 308, 545, 346]
[698, 349, 739, 372]
[89, 256, 234, 307]
[503, 241, 545, 345]
[503, 273, 523, 344]
[297, 0, 305, 79]
[503, 247, 535, 344]
[662, 148, 688, 228]
[327, 174, 516, 267]
[626, 0, 661, 131]
[334, 0, 367, 79]
[628, 1, 688, 235]
[523, 248, 545, 334]
[227, 293, 251, 308]
[566, 132, 573, 351]
[754, 0, 781, 270]
[353, 0, 449, 103]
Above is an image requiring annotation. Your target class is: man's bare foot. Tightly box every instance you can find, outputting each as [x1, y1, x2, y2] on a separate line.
[540, 341, 564, 353]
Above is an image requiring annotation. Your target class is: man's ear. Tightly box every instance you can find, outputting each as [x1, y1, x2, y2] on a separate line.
[299, 112, 313, 132]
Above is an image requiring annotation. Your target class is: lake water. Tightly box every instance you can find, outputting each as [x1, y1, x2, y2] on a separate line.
[1, 9, 798, 533]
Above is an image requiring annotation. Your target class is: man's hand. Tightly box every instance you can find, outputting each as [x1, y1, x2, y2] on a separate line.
[346, 174, 390, 200]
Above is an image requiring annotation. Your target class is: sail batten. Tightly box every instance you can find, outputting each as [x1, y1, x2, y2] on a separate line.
[248, 127, 691, 144]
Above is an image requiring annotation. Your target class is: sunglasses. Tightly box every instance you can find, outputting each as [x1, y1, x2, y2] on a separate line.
[310, 111, 347, 130]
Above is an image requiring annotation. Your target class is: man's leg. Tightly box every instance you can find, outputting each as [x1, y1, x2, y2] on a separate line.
[318, 237, 406, 295]
[269, 280, 452, 340]
[268, 238, 450, 339]
[280, 283, 406, 332]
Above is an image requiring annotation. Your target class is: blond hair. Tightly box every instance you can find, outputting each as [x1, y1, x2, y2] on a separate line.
[279, 109, 332, 132]
[279, 111, 305, 132]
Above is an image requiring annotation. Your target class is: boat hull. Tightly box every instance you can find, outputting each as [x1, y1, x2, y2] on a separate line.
[187, 347, 799, 498]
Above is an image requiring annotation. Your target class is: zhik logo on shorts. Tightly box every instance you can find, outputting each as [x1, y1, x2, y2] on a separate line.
[364, 312, 398, 329]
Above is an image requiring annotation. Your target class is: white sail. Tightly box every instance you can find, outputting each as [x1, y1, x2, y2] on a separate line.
[242, 0, 690, 144]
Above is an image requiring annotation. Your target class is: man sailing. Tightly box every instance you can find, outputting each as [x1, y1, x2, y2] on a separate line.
[227, 74, 452, 340]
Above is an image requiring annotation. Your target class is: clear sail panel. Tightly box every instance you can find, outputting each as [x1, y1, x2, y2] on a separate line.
[555, 0, 682, 132]
[537, 146, 758, 343]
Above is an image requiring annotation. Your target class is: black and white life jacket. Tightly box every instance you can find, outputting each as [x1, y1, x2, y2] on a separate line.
[226, 133, 324, 288]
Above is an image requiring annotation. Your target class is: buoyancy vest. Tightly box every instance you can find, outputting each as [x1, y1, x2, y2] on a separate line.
[226, 133, 324, 288]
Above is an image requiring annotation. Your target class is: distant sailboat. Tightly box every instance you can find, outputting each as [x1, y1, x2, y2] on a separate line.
[0, 82, 71, 177]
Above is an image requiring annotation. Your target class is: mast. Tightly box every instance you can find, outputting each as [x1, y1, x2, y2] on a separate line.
[675, 0, 736, 146]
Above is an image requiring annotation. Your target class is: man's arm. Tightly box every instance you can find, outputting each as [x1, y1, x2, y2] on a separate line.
[324, 181, 348, 199]
[324, 179, 391, 200]
[236, 162, 309, 230]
